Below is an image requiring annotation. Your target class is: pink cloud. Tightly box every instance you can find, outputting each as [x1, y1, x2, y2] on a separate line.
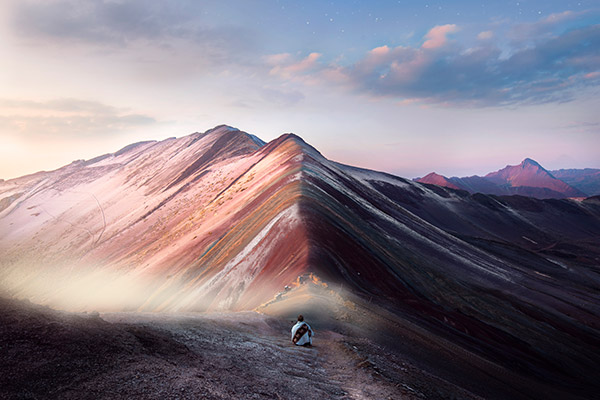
[264, 53, 292, 65]
[584, 71, 600, 80]
[287, 52, 321, 73]
[320, 66, 350, 84]
[388, 52, 428, 82]
[542, 10, 575, 24]
[477, 31, 494, 40]
[370, 45, 390, 57]
[355, 45, 395, 74]
[397, 98, 420, 106]
[422, 24, 458, 49]
[268, 52, 322, 79]
[262, 15, 599, 107]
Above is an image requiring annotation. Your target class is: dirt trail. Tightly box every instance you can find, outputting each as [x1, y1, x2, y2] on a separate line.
[316, 331, 414, 400]
[2, 296, 423, 400]
[102, 311, 411, 399]
[0, 297, 509, 399]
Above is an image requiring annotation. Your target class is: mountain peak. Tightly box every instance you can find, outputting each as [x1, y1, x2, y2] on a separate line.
[423, 172, 445, 178]
[521, 158, 543, 168]
[258, 132, 323, 160]
[480, 158, 586, 198]
[415, 172, 461, 190]
[206, 124, 240, 133]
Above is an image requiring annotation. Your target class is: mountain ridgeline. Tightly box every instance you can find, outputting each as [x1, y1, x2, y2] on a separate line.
[1, 125, 600, 398]
[417, 158, 600, 198]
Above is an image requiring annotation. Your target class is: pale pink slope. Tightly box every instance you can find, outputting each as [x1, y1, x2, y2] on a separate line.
[485, 158, 584, 196]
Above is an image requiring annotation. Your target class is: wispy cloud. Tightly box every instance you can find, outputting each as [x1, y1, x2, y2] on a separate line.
[267, 52, 322, 79]
[0, 98, 157, 137]
[265, 14, 600, 107]
[507, 11, 581, 43]
[561, 120, 600, 132]
[0, 98, 120, 115]
[8, 0, 255, 72]
[13, 0, 225, 45]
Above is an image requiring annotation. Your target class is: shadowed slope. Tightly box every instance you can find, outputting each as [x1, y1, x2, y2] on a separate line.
[340, 166, 600, 398]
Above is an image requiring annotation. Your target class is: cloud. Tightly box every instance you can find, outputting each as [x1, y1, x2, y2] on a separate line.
[13, 0, 202, 45]
[268, 52, 322, 79]
[422, 24, 458, 49]
[265, 15, 600, 107]
[0, 98, 119, 115]
[562, 120, 600, 132]
[508, 11, 580, 43]
[8, 0, 254, 71]
[0, 98, 157, 137]
[477, 31, 494, 40]
[584, 71, 600, 80]
[264, 53, 293, 65]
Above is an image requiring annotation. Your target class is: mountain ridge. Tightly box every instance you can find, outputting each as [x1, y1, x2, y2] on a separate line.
[551, 167, 600, 197]
[1, 125, 600, 398]
[415, 172, 461, 190]
[416, 158, 591, 198]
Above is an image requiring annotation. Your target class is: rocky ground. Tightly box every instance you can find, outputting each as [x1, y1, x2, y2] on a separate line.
[1, 293, 594, 400]
[1, 296, 487, 400]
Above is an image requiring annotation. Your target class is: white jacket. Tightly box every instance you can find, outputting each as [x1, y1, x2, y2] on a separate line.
[291, 321, 313, 345]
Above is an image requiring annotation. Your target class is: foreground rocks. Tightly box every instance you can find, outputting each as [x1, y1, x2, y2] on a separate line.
[0, 297, 423, 399]
[2, 295, 595, 399]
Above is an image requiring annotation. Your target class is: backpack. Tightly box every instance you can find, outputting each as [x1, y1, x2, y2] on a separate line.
[292, 323, 309, 344]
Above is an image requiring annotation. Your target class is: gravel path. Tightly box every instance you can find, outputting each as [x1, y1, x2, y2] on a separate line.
[101, 311, 411, 400]
[4, 296, 580, 400]
[1, 299, 421, 399]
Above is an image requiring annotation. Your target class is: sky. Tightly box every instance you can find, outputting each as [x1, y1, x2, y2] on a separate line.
[1, 0, 599, 180]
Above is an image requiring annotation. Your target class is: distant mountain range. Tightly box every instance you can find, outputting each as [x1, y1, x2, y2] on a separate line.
[416, 158, 600, 199]
[550, 168, 600, 197]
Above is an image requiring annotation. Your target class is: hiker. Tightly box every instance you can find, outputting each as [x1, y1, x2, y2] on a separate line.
[291, 315, 313, 346]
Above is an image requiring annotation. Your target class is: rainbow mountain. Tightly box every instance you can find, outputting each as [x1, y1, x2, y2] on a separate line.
[1, 125, 600, 398]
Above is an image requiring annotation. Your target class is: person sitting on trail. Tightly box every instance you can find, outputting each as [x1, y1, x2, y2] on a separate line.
[291, 315, 313, 346]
